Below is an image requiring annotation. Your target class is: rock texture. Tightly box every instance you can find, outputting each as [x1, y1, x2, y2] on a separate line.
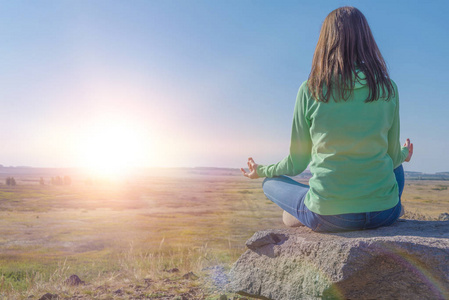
[228, 220, 449, 300]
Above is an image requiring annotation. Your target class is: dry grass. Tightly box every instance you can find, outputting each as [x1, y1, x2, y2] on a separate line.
[401, 180, 449, 219]
[0, 169, 283, 299]
[0, 169, 447, 299]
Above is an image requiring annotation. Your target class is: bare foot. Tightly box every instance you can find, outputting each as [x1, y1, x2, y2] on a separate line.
[282, 210, 304, 227]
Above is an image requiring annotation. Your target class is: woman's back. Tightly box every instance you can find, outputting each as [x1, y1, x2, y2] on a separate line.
[301, 77, 406, 214]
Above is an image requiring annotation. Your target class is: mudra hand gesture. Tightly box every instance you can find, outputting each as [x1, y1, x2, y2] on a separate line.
[241, 157, 259, 179]
[404, 138, 413, 162]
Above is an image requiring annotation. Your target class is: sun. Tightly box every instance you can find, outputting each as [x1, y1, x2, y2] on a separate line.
[76, 119, 149, 178]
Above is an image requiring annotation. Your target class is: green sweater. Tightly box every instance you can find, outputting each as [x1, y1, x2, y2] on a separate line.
[257, 75, 409, 215]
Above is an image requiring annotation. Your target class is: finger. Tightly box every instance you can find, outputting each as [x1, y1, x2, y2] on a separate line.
[249, 157, 257, 169]
[407, 143, 413, 155]
[406, 143, 414, 162]
[240, 168, 249, 177]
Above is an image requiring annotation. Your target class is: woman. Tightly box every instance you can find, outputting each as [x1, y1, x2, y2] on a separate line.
[241, 6, 413, 232]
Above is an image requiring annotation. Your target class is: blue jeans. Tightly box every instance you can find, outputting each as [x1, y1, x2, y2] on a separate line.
[262, 165, 404, 232]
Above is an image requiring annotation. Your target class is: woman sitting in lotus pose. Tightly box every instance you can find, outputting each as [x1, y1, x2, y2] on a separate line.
[241, 6, 413, 232]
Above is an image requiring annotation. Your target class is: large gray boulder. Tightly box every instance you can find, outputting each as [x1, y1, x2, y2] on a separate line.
[228, 220, 449, 300]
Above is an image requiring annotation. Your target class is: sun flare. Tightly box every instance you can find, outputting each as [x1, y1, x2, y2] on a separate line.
[76, 118, 150, 178]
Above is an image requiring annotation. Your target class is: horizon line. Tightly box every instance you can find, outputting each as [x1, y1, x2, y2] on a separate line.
[0, 165, 447, 175]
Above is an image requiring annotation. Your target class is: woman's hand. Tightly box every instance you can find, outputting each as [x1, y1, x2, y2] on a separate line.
[404, 138, 413, 162]
[240, 157, 260, 179]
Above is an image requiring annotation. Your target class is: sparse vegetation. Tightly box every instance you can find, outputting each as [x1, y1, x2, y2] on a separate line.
[0, 169, 447, 299]
[0, 169, 282, 299]
[432, 185, 448, 191]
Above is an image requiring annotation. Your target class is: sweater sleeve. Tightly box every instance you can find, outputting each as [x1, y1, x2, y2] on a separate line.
[256, 84, 312, 178]
[387, 83, 409, 169]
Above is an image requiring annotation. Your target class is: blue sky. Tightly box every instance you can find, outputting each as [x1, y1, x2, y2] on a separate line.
[1, 0, 448, 173]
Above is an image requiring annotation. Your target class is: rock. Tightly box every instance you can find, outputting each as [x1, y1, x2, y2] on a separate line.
[182, 271, 199, 280]
[439, 213, 449, 221]
[64, 274, 85, 286]
[219, 295, 228, 300]
[38, 293, 58, 300]
[228, 220, 449, 300]
[246, 232, 288, 251]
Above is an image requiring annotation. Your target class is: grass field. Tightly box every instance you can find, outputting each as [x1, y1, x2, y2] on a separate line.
[0, 168, 447, 299]
[402, 180, 449, 218]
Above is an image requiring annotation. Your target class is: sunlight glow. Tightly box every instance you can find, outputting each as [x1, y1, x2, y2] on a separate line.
[76, 117, 150, 178]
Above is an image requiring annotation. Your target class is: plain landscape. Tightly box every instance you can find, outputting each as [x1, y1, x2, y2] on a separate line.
[0, 167, 448, 299]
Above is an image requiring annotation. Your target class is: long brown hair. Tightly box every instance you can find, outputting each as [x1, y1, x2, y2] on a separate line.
[308, 7, 394, 103]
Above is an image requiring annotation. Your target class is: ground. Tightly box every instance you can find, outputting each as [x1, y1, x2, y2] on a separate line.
[0, 168, 447, 299]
